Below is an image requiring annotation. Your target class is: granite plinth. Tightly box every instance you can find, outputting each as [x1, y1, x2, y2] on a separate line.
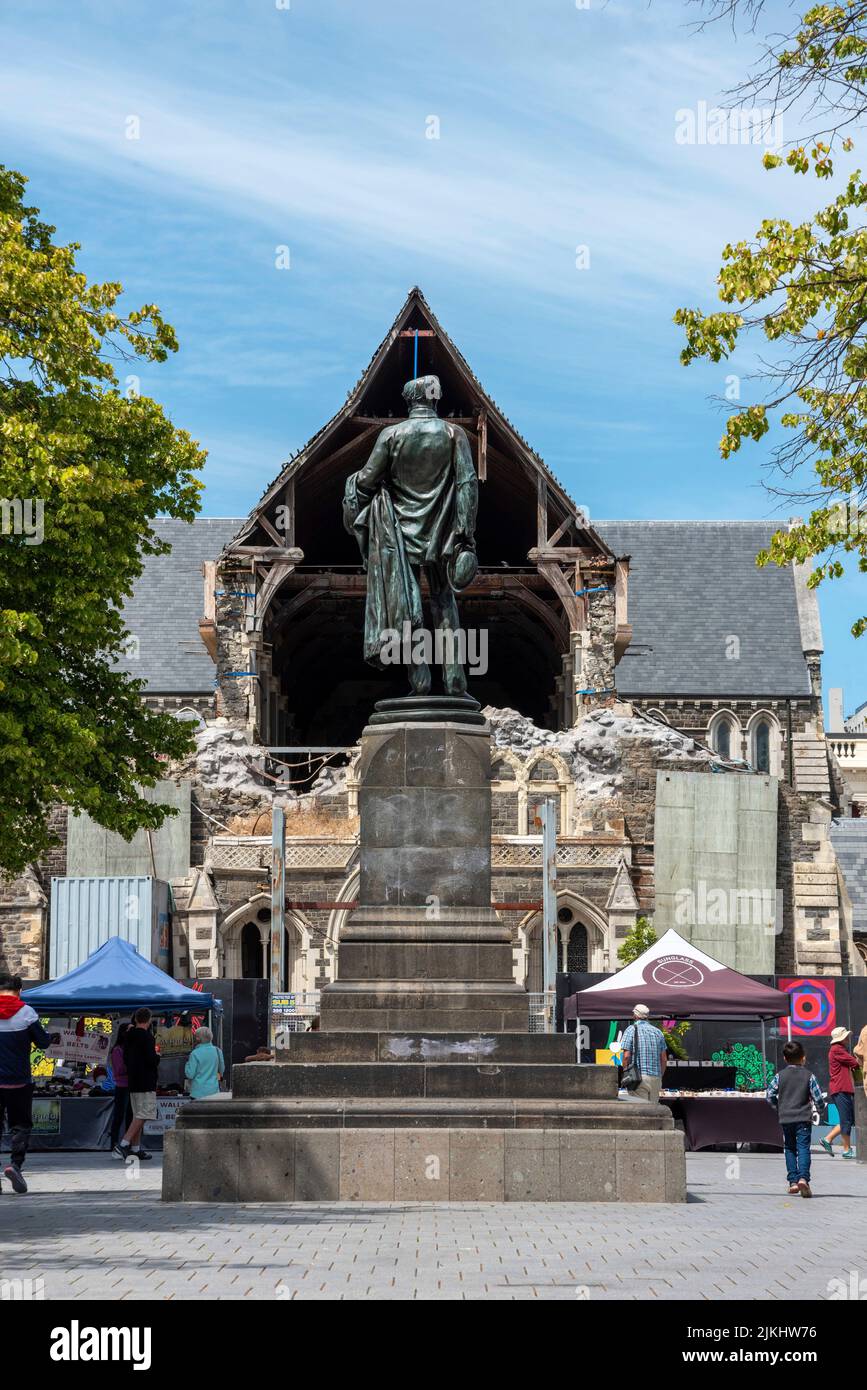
[231, 1059, 616, 1102]
[163, 1125, 686, 1202]
[320, 719, 528, 1032]
[274, 1031, 579, 1064]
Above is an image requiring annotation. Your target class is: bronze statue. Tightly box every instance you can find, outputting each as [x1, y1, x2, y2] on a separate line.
[343, 375, 478, 696]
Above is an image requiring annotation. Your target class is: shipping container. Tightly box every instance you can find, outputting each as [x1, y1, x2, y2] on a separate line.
[49, 876, 171, 978]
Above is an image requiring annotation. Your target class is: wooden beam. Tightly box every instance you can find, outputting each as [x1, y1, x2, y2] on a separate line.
[351, 415, 476, 427]
[527, 546, 602, 564]
[255, 560, 298, 627]
[282, 477, 295, 549]
[398, 330, 436, 338]
[537, 477, 548, 549]
[224, 546, 304, 561]
[546, 514, 573, 549]
[538, 560, 579, 631]
[317, 422, 381, 470]
[259, 512, 285, 547]
[614, 558, 632, 662]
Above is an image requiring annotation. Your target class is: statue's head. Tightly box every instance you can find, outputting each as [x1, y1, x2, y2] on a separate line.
[402, 374, 441, 409]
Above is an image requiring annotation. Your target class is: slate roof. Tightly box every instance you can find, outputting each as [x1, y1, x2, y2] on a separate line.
[596, 521, 811, 697]
[830, 819, 867, 936]
[117, 518, 814, 698]
[115, 518, 243, 693]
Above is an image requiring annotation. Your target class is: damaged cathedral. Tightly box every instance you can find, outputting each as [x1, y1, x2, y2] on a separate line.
[3, 290, 864, 991]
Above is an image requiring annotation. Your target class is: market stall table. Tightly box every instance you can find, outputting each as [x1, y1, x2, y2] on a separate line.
[660, 1093, 784, 1151]
[15, 938, 217, 1153]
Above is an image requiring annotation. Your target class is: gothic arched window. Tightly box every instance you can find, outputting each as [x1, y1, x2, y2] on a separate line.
[566, 923, 588, 973]
[715, 720, 732, 759]
[754, 719, 770, 773]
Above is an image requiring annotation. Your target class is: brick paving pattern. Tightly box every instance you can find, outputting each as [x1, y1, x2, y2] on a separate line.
[0, 1152, 864, 1300]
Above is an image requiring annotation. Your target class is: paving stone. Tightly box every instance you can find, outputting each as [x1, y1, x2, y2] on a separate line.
[2, 1151, 865, 1300]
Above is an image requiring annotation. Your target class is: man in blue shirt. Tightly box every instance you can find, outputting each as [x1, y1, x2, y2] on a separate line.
[620, 1003, 668, 1104]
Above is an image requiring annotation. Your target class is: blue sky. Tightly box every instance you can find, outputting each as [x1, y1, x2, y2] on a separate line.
[2, 0, 864, 713]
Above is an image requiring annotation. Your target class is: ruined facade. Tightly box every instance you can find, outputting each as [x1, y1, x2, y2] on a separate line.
[3, 290, 863, 985]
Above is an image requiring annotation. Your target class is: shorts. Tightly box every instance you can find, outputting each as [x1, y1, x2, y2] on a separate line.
[831, 1091, 855, 1137]
[130, 1092, 157, 1122]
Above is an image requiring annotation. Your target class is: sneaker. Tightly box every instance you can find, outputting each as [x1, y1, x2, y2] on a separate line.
[112, 1143, 130, 1159]
[841, 1149, 857, 1160]
[131, 1148, 153, 1161]
[819, 1138, 835, 1157]
[788, 1183, 800, 1194]
[3, 1164, 27, 1194]
[798, 1179, 813, 1198]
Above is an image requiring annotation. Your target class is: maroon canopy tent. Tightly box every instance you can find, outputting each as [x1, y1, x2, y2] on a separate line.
[563, 929, 792, 1021]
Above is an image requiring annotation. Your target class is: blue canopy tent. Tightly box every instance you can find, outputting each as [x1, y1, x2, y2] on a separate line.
[19, 939, 220, 1155]
[22, 937, 216, 1014]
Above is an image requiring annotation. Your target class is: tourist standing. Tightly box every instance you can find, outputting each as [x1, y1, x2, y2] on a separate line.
[854, 1021, 867, 1093]
[108, 1022, 132, 1152]
[184, 1027, 225, 1099]
[0, 971, 56, 1194]
[114, 1008, 158, 1162]
[767, 1041, 825, 1197]
[820, 1026, 859, 1159]
[620, 1003, 668, 1103]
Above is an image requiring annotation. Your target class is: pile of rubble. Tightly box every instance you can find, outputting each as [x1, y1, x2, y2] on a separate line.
[485, 702, 727, 802]
[177, 703, 729, 814]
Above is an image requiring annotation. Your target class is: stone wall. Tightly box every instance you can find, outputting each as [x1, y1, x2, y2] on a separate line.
[631, 696, 818, 784]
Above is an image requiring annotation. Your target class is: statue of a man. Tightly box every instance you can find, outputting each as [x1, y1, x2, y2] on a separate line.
[343, 374, 478, 696]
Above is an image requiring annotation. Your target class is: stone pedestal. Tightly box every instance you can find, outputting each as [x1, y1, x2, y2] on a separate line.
[163, 705, 686, 1203]
[320, 713, 527, 1032]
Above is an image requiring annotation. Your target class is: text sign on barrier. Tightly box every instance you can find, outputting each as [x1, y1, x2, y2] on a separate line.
[271, 994, 296, 1013]
[45, 1030, 111, 1067]
[143, 1097, 190, 1135]
[32, 1098, 61, 1134]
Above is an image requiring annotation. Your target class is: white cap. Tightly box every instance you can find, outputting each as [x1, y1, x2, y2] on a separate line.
[830, 1026, 851, 1044]
[633, 1004, 650, 1018]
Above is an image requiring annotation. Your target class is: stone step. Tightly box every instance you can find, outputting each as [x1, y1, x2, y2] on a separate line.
[176, 1094, 672, 1131]
[276, 1031, 578, 1065]
[232, 1060, 616, 1102]
[163, 1122, 686, 1202]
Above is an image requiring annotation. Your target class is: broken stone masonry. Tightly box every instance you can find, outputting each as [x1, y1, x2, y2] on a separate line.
[126, 699, 841, 986]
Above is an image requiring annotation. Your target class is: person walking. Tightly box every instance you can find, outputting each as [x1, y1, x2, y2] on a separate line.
[767, 1041, 825, 1197]
[108, 1022, 132, 1152]
[0, 971, 56, 1194]
[114, 1008, 159, 1162]
[184, 1027, 225, 1099]
[820, 1026, 859, 1159]
[620, 1003, 668, 1104]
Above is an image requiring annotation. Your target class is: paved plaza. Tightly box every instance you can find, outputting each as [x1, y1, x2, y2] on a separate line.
[0, 1151, 864, 1300]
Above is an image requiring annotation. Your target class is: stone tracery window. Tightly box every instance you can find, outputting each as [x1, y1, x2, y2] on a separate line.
[709, 712, 739, 760]
[754, 719, 770, 773]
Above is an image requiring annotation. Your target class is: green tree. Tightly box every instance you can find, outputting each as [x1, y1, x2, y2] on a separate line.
[0, 166, 204, 876]
[617, 915, 657, 966]
[678, 4, 867, 636]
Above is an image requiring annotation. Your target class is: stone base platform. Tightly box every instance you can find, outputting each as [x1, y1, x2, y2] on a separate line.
[274, 1031, 579, 1064]
[232, 1059, 617, 1102]
[162, 1124, 687, 1202]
